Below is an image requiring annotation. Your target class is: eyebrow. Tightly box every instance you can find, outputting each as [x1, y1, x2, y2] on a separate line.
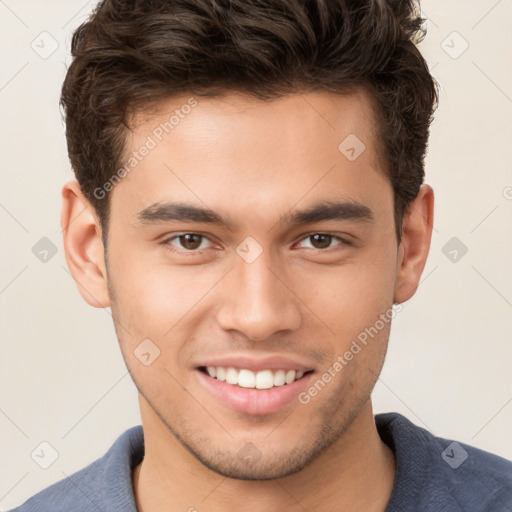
[135, 199, 374, 230]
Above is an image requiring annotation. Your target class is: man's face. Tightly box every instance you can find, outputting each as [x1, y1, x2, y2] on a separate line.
[106, 90, 399, 479]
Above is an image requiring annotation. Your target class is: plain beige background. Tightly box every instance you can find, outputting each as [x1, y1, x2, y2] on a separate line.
[1, 0, 511, 509]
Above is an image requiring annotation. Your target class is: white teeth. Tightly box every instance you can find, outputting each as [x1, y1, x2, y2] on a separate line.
[238, 369, 255, 388]
[273, 369, 286, 386]
[285, 370, 296, 384]
[204, 366, 309, 389]
[255, 370, 274, 389]
[226, 367, 238, 385]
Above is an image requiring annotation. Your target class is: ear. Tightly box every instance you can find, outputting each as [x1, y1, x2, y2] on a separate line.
[61, 180, 110, 308]
[393, 184, 434, 304]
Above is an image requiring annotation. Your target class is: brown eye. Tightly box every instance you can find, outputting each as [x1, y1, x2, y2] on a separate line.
[308, 234, 333, 249]
[162, 233, 213, 252]
[296, 233, 348, 251]
[177, 234, 203, 250]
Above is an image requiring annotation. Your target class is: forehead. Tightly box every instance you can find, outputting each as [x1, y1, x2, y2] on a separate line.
[128, 88, 379, 154]
[112, 89, 391, 227]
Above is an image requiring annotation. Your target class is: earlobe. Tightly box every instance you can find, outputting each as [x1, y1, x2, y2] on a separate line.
[393, 184, 434, 304]
[61, 180, 110, 308]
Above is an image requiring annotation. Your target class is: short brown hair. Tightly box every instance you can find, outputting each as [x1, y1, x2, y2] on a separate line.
[60, 0, 438, 241]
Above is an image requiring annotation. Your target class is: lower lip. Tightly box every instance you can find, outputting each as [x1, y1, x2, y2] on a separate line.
[195, 369, 315, 415]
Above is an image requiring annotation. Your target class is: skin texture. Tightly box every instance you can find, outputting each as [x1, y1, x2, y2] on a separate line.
[61, 89, 434, 511]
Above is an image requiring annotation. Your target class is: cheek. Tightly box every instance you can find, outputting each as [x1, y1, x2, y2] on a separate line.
[107, 254, 225, 342]
[300, 251, 397, 340]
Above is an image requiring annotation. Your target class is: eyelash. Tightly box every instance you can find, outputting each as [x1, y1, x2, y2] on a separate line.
[160, 232, 351, 254]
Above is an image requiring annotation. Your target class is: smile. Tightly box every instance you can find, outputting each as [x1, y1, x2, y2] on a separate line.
[199, 366, 313, 390]
[196, 365, 316, 415]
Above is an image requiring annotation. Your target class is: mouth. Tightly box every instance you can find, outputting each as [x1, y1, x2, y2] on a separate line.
[195, 364, 316, 415]
[197, 366, 314, 390]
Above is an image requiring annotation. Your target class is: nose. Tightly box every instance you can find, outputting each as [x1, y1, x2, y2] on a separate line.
[215, 250, 302, 341]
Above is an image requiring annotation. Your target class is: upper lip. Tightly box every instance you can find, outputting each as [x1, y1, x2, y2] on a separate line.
[196, 354, 315, 373]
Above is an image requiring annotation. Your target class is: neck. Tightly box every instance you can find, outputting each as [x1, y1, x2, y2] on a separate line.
[133, 400, 395, 512]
